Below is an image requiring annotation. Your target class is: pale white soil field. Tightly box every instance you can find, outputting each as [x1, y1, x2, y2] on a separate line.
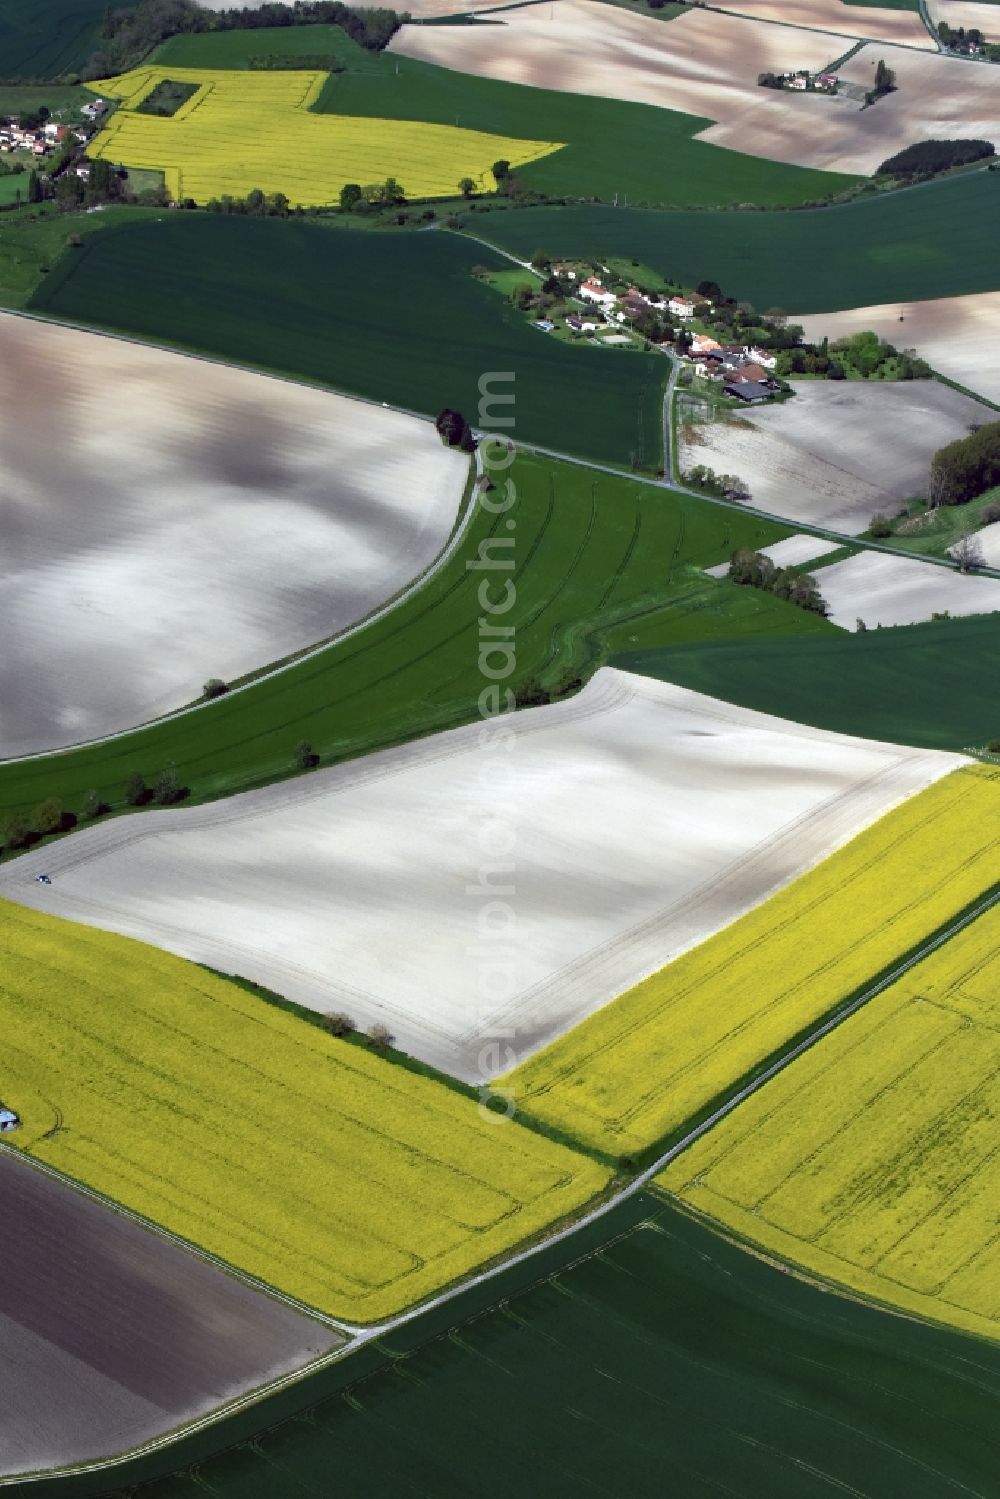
[928, 0, 1000, 37]
[0, 315, 466, 758]
[1, 670, 962, 1083]
[797, 295, 1000, 408]
[815, 549, 1000, 627]
[681, 380, 989, 533]
[715, 0, 934, 48]
[391, 4, 982, 174]
[705, 534, 843, 578]
[952, 518, 1000, 566]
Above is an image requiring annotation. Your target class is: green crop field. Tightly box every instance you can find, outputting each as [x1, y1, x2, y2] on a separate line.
[457, 171, 1000, 312]
[150, 24, 856, 209]
[20, 1195, 1000, 1499]
[29, 214, 668, 468]
[0, 0, 123, 79]
[153, 24, 375, 72]
[0, 447, 821, 833]
[0, 206, 161, 308]
[615, 613, 1000, 749]
[0, 175, 26, 206]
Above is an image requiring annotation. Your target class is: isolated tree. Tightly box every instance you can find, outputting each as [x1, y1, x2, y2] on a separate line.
[382, 176, 404, 204]
[34, 799, 63, 836]
[82, 788, 106, 820]
[294, 739, 317, 770]
[3, 815, 31, 852]
[323, 1011, 355, 1037]
[27, 169, 42, 205]
[153, 763, 182, 806]
[869, 512, 892, 537]
[953, 534, 986, 572]
[202, 678, 228, 700]
[435, 407, 469, 447]
[458, 176, 476, 198]
[874, 58, 896, 93]
[367, 1022, 394, 1050]
[125, 770, 147, 806]
[529, 247, 551, 270]
[491, 158, 510, 185]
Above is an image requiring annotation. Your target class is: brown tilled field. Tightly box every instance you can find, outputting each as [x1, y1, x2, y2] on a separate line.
[714, 0, 933, 48]
[928, 0, 1000, 36]
[0, 1152, 341, 1477]
[392, 3, 994, 174]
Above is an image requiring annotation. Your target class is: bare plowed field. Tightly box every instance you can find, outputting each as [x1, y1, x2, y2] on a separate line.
[928, 0, 1000, 37]
[0, 315, 466, 757]
[814, 550, 1000, 628]
[716, 0, 934, 48]
[391, 3, 983, 174]
[0, 671, 962, 1082]
[0, 1151, 340, 1478]
[680, 381, 991, 533]
[830, 42, 1000, 165]
[797, 295, 1000, 408]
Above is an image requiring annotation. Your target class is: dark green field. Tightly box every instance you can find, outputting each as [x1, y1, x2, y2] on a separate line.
[0, 0, 121, 79]
[615, 613, 1000, 749]
[151, 24, 856, 209]
[0, 447, 815, 830]
[29, 214, 669, 467]
[16, 1194, 1000, 1499]
[456, 171, 1000, 311]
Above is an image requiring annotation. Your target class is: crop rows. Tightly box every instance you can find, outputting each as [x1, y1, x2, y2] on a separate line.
[663, 901, 1000, 1342]
[508, 766, 1000, 1158]
[0, 899, 607, 1322]
[87, 68, 560, 204]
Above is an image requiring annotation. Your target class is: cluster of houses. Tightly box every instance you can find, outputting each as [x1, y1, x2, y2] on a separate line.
[690, 333, 779, 403]
[540, 267, 781, 403]
[0, 100, 104, 160]
[763, 69, 839, 93]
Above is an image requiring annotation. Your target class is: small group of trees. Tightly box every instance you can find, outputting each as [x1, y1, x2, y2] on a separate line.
[323, 1011, 394, 1048]
[339, 177, 405, 211]
[205, 187, 291, 216]
[775, 329, 929, 382]
[728, 549, 828, 615]
[866, 58, 896, 105]
[876, 138, 995, 179]
[929, 421, 1000, 508]
[937, 22, 986, 54]
[683, 466, 751, 505]
[0, 764, 188, 856]
[86, 0, 401, 79]
[435, 407, 475, 451]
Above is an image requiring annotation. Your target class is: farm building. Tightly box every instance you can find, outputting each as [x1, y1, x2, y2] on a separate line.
[725, 380, 772, 403]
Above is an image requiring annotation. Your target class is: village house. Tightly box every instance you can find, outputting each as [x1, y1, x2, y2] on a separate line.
[690, 333, 722, 356]
[668, 295, 696, 319]
[579, 277, 617, 308]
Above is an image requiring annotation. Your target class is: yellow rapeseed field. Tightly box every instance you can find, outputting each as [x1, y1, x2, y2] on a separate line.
[506, 766, 1000, 1158]
[0, 900, 607, 1323]
[660, 901, 1000, 1343]
[85, 68, 561, 204]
